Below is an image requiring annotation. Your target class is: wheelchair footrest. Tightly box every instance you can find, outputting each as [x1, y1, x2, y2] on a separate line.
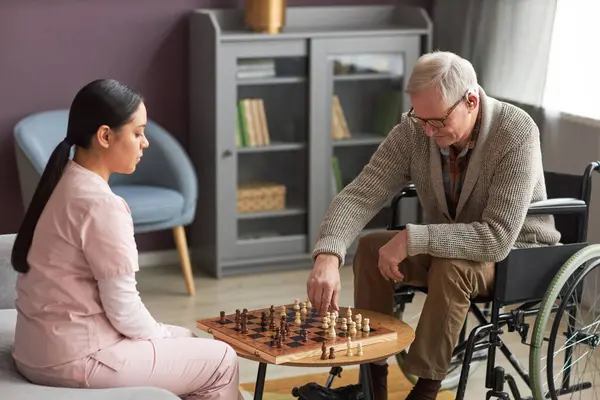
[291, 382, 364, 400]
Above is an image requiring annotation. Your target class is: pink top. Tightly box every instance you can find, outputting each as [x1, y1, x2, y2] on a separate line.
[13, 161, 170, 369]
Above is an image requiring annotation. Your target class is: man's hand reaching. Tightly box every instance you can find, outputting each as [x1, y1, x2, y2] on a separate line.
[378, 230, 408, 282]
[306, 254, 341, 316]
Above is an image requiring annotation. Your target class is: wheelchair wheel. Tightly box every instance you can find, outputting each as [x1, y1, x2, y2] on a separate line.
[393, 305, 485, 390]
[530, 244, 600, 400]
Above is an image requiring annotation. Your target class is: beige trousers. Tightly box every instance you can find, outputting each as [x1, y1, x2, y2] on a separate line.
[353, 231, 495, 381]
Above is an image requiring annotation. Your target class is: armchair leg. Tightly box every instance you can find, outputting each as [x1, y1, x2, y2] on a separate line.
[172, 225, 196, 296]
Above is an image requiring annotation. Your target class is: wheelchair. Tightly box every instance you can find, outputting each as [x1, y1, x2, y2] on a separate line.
[390, 161, 600, 400]
[319, 161, 600, 400]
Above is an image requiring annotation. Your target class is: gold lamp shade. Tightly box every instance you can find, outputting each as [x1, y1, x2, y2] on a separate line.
[244, 0, 287, 34]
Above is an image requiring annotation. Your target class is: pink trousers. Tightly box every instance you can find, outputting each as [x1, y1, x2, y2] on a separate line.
[16, 325, 240, 399]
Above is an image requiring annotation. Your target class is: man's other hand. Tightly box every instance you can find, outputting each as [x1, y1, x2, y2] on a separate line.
[307, 253, 341, 315]
[378, 230, 408, 282]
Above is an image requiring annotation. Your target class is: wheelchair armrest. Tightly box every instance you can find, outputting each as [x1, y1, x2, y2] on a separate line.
[390, 183, 418, 208]
[388, 183, 420, 229]
[527, 198, 587, 215]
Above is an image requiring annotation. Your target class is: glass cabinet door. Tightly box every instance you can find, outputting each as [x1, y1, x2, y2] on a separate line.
[309, 36, 421, 249]
[218, 41, 311, 267]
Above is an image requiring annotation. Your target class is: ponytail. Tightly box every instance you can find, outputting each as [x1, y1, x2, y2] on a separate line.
[11, 139, 73, 273]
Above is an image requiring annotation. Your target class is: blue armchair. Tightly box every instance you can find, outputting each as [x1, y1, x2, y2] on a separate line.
[13, 110, 198, 296]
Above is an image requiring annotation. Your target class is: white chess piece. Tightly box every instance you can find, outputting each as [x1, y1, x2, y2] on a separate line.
[293, 299, 300, 311]
[346, 306, 353, 320]
[341, 318, 347, 331]
[294, 311, 302, 325]
[357, 343, 363, 356]
[362, 318, 370, 332]
[280, 306, 287, 317]
[346, 338, 353, 356]
[322, 316, 330, 330]
[329, 324, 336, 337]
[306, 298, 312, 309]
[349, 321, 357, 336]
[301, 302, 307, 314]
[355, 314, 362, 331]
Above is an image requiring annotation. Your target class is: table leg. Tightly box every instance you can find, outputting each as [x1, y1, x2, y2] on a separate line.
[359, 363, 374, 400]
[253, 362, 268, 400]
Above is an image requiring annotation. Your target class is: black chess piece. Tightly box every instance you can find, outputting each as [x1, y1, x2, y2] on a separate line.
[329, 347, 335, 359]
[219, 311, 226, 324]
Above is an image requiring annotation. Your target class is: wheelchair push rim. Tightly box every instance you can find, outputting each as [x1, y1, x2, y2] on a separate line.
[530, 244, 600, 400]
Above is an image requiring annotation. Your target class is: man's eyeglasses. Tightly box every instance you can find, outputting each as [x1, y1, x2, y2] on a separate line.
[408, 90, 468, 128]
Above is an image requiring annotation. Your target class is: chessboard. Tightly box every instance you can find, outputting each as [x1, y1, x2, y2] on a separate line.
[196, 300, 398, 365]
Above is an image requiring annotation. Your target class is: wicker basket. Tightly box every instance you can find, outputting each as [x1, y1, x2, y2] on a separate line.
[237, 182, 286, 213]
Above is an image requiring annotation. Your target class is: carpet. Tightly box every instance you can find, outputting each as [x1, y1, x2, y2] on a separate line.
[240, 366, 456, 399]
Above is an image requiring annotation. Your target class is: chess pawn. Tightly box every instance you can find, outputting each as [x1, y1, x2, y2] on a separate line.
[349, 321, 357, 336]
[362, 318, 370, 332]
[301, 302, 307, 314]
[346, 306, 353, 320]
[293, 299, 300, 311]
[357, 343, 364, 356]
[325, 311, 331, 320]
[341, 318, 347, 331]
[355, 314, 362, 331]
[280, 306, 287, 318]
[306, 298, 312, 310]
[322, 316, 330, 330]
[294, 311, 302, 325]
[346, 337, 353, 356]
[329, 347, 335, 359]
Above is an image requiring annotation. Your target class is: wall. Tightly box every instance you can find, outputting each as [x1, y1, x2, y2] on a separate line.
[0, 0, 432, 251]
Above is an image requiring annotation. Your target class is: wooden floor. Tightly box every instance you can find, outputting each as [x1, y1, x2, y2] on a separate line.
[239, 367, 455, 399]
[137, 263, 600, 400]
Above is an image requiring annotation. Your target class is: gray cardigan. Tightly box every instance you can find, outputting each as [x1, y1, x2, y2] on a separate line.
[312, 87, 561, 265]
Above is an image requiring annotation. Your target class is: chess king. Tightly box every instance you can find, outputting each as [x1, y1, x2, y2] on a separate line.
[306, 51, 559, 400]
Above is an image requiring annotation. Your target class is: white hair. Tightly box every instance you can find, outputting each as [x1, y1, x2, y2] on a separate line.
[405, 51, 478, 106]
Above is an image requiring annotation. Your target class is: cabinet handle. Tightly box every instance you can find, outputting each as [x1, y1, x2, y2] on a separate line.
[222, 149, 233, 158]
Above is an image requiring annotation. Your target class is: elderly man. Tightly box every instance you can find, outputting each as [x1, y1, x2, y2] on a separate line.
[306, 51, 560, 400]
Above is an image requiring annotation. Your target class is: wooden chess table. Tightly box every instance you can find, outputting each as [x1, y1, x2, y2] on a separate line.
[197, 303, 415, 400]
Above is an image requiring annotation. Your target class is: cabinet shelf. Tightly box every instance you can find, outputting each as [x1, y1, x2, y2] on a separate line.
[237, 141, 306, 153]
[333, 132, 385, 147]
[334, 73, 397, 82]
[237, 76, 306, 86]
[237, 207, 306, 219]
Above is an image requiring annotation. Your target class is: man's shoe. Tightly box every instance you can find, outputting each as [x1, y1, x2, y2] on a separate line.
[405, 378, 442, 400]
[368, 363, 388, 400]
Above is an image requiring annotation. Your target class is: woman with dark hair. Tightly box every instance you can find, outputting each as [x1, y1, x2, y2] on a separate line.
[11, 79, 240, 399]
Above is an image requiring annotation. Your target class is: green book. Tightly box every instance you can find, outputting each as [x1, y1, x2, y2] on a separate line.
[237, 100, 249, 147]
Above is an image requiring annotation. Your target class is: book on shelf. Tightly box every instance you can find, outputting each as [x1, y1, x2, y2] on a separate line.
[236, 98, 271, 148]
[237, 59, 276, 79]
[331, 156, 344, 196]
[373, 91, 403, 136]
[332, 95, 351, 140]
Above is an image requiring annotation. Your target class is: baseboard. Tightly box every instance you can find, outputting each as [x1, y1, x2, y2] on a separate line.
[138, 249, 179, 268]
